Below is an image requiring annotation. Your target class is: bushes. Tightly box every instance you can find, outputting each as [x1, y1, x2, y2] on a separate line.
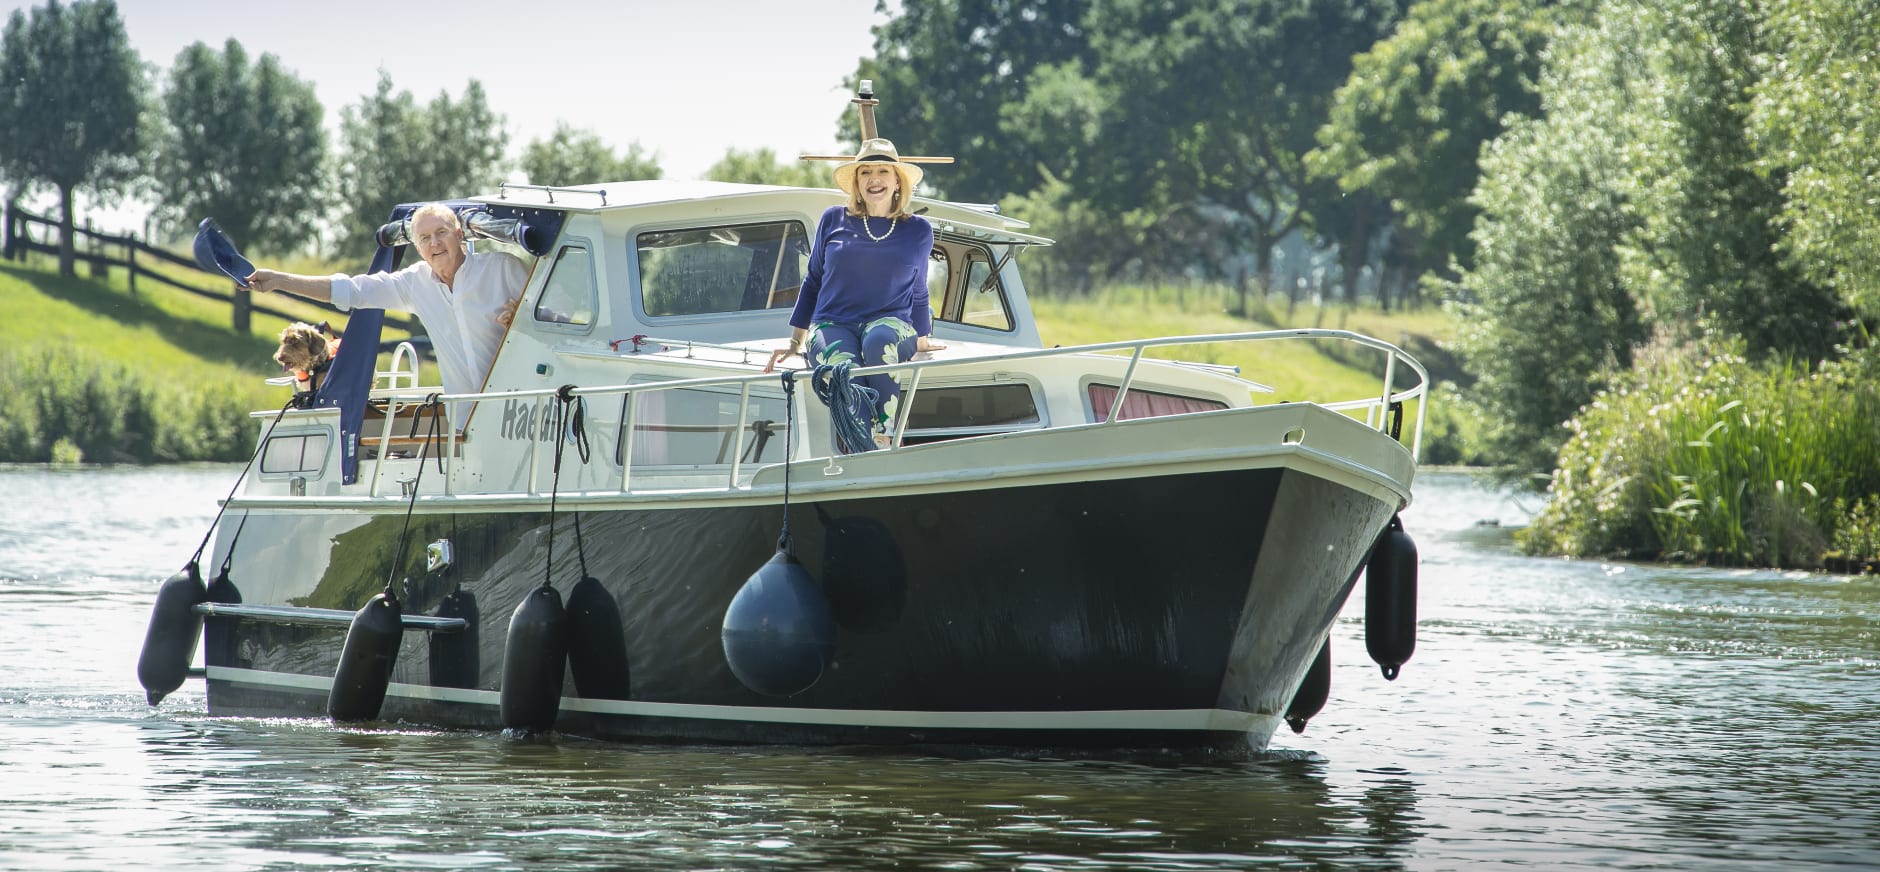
[0, 346, 262, 463]
[1522, 329, 1880, 569]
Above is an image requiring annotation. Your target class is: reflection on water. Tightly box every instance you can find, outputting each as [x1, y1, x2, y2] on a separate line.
[2, 465, 1877, 870]
[0, 710, 1425, 871]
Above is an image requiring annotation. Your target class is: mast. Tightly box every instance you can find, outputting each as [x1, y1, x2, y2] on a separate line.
[799, 80, 956, 168]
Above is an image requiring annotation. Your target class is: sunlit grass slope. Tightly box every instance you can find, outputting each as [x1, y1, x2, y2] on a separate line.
[1033, 282, 1457, 410]
[0, 250, 414, 462]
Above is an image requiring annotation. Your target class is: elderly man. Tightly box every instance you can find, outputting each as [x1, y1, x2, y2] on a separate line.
[246, 204, 528, 425]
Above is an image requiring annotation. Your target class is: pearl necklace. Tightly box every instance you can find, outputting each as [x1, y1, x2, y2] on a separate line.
[861, 213, 897, 241]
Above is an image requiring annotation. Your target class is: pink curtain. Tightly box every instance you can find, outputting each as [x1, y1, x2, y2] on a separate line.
[1088, 385, 1226, 423]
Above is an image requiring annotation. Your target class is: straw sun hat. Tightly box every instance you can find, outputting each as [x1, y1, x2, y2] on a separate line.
[832, 139, 924, 199]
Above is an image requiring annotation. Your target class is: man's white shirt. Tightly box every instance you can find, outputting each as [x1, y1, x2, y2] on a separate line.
[329, 252, 528, 426]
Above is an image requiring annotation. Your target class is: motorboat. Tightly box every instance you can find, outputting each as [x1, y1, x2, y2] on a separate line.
[139, 91, 1428, 754]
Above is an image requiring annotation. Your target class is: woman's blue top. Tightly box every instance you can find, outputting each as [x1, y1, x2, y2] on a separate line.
[788, 205, 933, 335]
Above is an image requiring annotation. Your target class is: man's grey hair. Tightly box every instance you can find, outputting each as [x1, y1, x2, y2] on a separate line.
[410, 202, 462, 230]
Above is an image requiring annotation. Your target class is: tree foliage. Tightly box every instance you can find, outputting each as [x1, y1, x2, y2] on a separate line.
[1453, 0, 1847, 476]
[520, 123, 660, 187]
[1310, 0, 1562, 278]
[703, 147, 828, 188]
[151, 39, 327, 256]
[0, 0, 144, 276]
[1612, 0, 1838, 361]
[1749, 0, 1880, 319]
[1451, 11, 1648, 475]
[1082, 0, 1405, 295]
[333, 72, 507, 254]
[851, 0, 1094, 202]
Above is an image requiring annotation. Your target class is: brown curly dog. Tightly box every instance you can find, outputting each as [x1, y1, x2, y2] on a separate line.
[273, 322, 340, 394]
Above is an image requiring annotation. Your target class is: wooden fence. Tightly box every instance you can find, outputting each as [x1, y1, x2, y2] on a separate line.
[1, 204, 413, 337]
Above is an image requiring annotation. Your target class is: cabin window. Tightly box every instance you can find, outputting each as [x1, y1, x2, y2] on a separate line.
[927, 248, 950, 314]
[637, 220, 810, 317]
[259, 429, 330, 475]
[958, 250, 1014, 331]
[534, 242, 596, 326]
[1087, 384, 1228, 423]
[901, 382, 1043, 443]
[617, 381, 791, 467]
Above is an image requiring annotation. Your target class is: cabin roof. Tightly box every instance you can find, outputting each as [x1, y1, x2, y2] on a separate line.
[471, 179, 1054, 246]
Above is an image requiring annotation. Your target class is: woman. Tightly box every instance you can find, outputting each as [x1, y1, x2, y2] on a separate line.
[766, 138, 945, 447]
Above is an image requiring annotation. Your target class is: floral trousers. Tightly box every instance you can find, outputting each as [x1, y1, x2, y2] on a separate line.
[808, 316, 918, 431]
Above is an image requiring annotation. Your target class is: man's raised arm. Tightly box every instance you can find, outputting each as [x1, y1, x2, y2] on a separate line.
[246, 270, 335, 303]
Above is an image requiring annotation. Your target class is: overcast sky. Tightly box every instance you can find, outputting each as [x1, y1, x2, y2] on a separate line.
[5, 0, 893, 230]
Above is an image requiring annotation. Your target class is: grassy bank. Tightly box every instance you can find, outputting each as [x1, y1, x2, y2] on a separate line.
[1520, 330, 1880, 571]
[0, 253, 410, 463]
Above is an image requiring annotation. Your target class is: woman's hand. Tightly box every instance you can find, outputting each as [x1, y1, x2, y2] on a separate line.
[917, 335, 947, 353]
[762, 343, 801, 374]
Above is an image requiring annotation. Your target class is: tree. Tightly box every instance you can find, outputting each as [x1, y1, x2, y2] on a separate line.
[0, 0, 144, 277]
[1309, 0, 1563, 281]
[851, 0, 1094, 202]
[1750, 0, 1880, 320]
[333, 72, 507, 255]
[520, 123, 660, 187]
[1450, 10, 1651, 475]
[703, 147, 827, 187]
[1613, 0, 1838, 361]
[151, 39, 327, 257]
[1081, 0, 1406, 303]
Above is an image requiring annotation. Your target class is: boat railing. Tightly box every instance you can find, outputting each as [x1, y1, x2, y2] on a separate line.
[356, 328, 1428, 496]
[376, 340, 422, 391]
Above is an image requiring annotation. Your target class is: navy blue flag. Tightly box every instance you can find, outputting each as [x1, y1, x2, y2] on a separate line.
[313, 308, 384, 485]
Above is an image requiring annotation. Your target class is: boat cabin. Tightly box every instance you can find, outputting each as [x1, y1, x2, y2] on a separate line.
[248, 179, 1417, 505]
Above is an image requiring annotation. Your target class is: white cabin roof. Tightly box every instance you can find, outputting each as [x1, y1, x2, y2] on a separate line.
[473, 179, 1054, 247]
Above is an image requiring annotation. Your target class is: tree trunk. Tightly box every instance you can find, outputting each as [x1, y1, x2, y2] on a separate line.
[1253, 235, 1275, 301]
[57, 185, 76, 278]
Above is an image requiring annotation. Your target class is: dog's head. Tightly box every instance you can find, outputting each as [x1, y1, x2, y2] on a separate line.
[274, 322, 333, 376]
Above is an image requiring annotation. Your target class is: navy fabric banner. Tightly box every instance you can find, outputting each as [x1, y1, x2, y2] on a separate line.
[313, 308, 384, 485]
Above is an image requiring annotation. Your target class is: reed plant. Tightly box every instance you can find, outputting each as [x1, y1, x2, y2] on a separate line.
[1522, 328, 1880, 570]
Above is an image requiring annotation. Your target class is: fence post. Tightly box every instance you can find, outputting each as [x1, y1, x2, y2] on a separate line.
[232, 281, 252, 335]
[86, 219, 105, 279]
[3, 202, 13, 262]
[126, 231, 137, 297]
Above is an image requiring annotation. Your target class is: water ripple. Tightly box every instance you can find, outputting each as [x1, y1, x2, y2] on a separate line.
[1, 468, 1877, 870]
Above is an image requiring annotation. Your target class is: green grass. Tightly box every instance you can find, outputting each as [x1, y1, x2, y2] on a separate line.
[2, 249, 412, 370]
[0, 250, 416, 462]
[1037, 284, 1450, 396]
[1033, 283, 1478, 462]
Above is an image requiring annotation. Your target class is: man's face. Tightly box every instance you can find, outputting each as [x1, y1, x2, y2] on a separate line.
[411, 211, 466, 278]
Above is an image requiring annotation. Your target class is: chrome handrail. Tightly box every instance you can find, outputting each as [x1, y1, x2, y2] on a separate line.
[339, 328, 1430, 496]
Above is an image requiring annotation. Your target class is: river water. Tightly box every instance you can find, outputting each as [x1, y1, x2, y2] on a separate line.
[1, 465, 1875, 871]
